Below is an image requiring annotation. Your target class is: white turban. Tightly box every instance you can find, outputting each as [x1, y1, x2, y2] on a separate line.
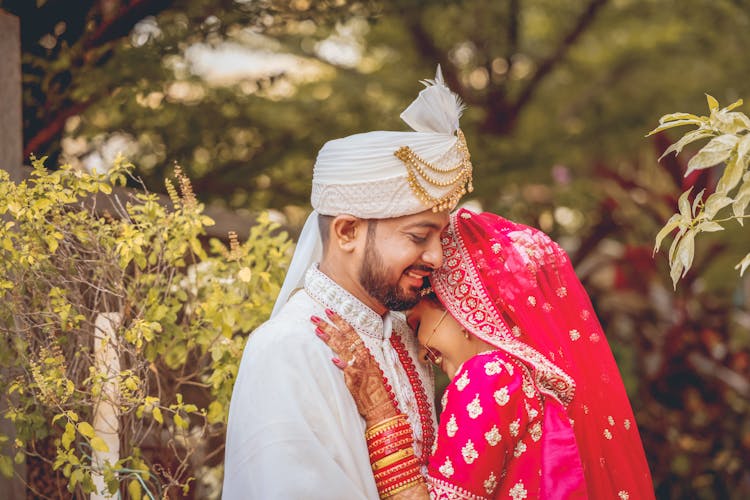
[271, 66, 473, 317]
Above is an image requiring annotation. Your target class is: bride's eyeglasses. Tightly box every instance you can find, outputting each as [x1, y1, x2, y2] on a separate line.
[422, 310, 448, 365]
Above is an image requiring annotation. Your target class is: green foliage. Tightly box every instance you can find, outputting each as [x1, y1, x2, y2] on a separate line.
[35, 0, 750, 223]
[0, 159, 290, 497]
[649, 95, 750, 288]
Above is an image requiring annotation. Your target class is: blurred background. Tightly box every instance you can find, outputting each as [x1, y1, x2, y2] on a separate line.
[2, 0, 750, 497]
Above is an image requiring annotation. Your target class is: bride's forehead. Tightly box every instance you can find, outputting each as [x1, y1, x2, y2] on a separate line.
[406, 300, 441, 319]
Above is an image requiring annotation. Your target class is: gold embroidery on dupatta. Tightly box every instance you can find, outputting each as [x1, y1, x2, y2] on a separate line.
[432, 222, 576, 407]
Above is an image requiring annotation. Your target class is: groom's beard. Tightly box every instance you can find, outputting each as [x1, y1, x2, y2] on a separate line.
[359, 240, 424, 312]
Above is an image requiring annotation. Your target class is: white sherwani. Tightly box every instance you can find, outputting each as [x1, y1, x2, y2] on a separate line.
[222, 266, 436, 499]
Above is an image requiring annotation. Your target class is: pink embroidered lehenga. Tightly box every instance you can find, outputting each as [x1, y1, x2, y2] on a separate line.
[425, 208, 654, 499]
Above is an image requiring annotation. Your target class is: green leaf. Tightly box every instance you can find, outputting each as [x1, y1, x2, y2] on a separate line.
[696, 221, 724, 232]
[207, 401, 224, 425]
[723, 98, 744, 112]
[70, 468, 84, 489]
[737, 133, 750, 166]
[152, 407, 163, 424]
[670, 259, 684, 290]
[659, 112, 701, 124]
[77, 422, 95, 439]
[732, 178, 750, 223]
[676, 229, 696, 274]
[735, 252, 750, 276]
[90, 436, 110, 453]
[703, 193, 733, 219]
[686, 134, 739, 176]
[654, 213, 682, 255]
[0, 455, 13, 478]
[677, 188, 694, 219]
[658, 129, 714, 161]
[713, 110, 750, 134]
[706, 94, 720, 112]
[692, 188, 705, 217]
[62, 423, 75, 450]
[174, 413, 189, 429]
[647, 119, 703, 136]
[668, 226, 686, 264]
[715, 155, 745, 194]
[128, 479, 143, 500]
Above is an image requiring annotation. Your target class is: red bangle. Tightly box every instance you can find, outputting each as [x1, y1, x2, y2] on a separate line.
[377, 469, 423, 495]
[367, 427, 412, 448]
[366, 422, 411, 446]
[369, 437, 414, 461]
[377, 467, 422, 489]
[374, 456, 419, 481]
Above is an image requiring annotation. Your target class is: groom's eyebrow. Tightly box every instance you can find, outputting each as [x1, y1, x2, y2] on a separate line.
[402, 221, 443, 231]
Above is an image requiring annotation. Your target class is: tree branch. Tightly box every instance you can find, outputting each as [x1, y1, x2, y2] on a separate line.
[84, 0, 177, 48]
[512, 0, 609, 114]
[23, 99, 94, 158]
[506, 0, 520, 62]
[403, 13, 476, 106]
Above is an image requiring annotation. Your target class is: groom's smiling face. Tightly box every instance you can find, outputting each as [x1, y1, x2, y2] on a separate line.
[357, 209, 449, 311]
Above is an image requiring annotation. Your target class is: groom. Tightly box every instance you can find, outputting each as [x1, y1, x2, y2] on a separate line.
[222, 67, 473, 499]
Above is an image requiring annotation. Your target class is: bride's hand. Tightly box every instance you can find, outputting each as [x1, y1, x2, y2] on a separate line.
[311, 309, 398, 426]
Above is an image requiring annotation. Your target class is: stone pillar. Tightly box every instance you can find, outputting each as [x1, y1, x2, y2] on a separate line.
[91, 312, 122, 500]
[0, 11, 23, 183]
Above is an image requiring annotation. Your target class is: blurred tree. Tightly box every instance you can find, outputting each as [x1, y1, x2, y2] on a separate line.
[13, 0, 750, 216]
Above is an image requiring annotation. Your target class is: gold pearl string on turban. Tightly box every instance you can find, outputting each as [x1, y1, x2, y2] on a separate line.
[395, 129, 473, 213]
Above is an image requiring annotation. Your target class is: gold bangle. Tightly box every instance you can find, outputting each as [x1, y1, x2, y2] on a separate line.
[371, 447, 414, 471]
[369, 435, 413, 456]
[365, 415, 407, 439]
[369, 437, 414, 459]
[380, 477, 425, 498]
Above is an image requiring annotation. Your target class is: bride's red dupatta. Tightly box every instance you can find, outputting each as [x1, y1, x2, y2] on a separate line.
[430, 209, 654, 499]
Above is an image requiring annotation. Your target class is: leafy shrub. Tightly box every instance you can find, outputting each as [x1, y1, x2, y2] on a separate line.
[0, 157, 290, 498]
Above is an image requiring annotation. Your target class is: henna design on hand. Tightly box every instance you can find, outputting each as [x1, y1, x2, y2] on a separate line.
[312, 311, 398, 425]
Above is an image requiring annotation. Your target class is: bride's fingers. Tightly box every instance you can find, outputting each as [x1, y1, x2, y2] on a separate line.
[313, 326, 329, 342]
[325, 309, 357, 336]
[313, 318, 353, 357]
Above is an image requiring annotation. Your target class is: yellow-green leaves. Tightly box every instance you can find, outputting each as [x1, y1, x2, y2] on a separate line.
[735, 252, 750, 276]
[651, 96, 750, 287]
[62, 423, 76, 450]
[685, 134, 738, 176]
[0, 158, 291, 496]
[90, 436, 110, 453]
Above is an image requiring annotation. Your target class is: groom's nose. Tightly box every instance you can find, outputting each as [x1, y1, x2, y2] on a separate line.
[422, 237, 444, 269]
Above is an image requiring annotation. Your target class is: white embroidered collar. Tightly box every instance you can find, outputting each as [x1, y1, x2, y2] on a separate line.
[304, 265, 387, 340]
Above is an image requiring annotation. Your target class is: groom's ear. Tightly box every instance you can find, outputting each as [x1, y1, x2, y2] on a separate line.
[331, 215, 365, 253]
